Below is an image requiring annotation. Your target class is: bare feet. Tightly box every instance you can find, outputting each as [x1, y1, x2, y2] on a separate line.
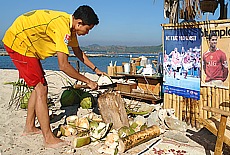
[44, 138, 70, 148]
[22, 127, 42, 136]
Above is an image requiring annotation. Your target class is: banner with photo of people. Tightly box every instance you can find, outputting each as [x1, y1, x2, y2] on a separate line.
[163, 28, 201, 100]
[201, 25, 230, 89]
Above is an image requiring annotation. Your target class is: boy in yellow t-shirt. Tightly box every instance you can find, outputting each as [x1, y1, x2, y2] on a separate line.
[3, 5, 104, 148]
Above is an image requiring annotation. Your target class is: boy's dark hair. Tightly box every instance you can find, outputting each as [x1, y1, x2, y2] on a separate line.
[73, 5, 99, 25]
[208, 32, 218, 41]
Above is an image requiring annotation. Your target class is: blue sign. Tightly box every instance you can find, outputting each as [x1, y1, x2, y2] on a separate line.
[163, 28, 201, 100]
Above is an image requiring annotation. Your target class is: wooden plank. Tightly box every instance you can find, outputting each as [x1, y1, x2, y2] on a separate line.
[199, 117, 230, 146]
[203, 106, 230, 117]
[119, 91, 162, 104]
[215, 115, 227, 155]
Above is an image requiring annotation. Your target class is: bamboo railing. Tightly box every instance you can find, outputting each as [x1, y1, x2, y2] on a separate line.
[163, 85, 230, 129]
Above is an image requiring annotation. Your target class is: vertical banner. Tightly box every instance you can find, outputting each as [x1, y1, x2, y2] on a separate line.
[201, 25, 229, 89]
[163, 28, 201, 100]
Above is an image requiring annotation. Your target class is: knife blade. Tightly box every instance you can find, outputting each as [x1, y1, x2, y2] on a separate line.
[72, 82, 117, 90]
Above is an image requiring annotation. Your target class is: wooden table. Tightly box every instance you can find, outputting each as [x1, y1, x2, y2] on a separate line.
[112, 72, 163, 104]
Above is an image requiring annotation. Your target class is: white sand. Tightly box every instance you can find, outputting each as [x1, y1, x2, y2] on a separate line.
[0, 69, 223, 155]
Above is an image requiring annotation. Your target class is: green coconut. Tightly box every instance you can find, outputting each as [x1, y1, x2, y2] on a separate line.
[118, 126, 131, 138]
[80, 92, 94, 109]
[20, 91, 32, 109]
[73, 136, 91, 148]
[89, 120, 99, 129]
[60, 88, 82, 107]
[130, 122, 138, 130]
[140, 124, 148, 131]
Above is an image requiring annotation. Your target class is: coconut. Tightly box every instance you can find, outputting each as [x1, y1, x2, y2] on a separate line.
[80, 92, 94, 109]
[66, 115, 79, 127]
[60, 125, 77, 137]
[73, 136, 91, 148]
[20, 91, 32, 109]
[60, 88, 82, 107]
[89, 120, 99, 130]
[90, 122, 113, 141]
[118, 126, 131, 138]
[140, 124, 148, 131]
[78, 117, 90, 131]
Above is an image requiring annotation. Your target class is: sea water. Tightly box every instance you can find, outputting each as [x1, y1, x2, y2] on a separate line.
[0, 53, 158, 74]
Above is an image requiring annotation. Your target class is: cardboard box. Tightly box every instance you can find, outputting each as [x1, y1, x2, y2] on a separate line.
[116, 83, 137, 93]
[137, 83, 160, 96]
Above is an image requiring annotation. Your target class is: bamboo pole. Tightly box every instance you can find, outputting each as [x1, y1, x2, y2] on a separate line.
[182, 97, 186, 121]
[176, 95, 180, 118]
[203, 87, 208, 119]
[223, 89, 226, 111]
[226, 89, 229, 111]
[179, 96, 183, 121]
[199, 87, 204, 120]
[165, 93, 168, 109]
[211, 87, 216, 115]
[186, 98, 191, 125]
[219, 88, 223, 110]
[118, 125, 161, 153]
[198, 93, 203, 128]
[215, 88, 220, 109]
[172, 94, 176, 112]
[190, 99, 196, 128]
[207, 87, 212, 118]
[169, 94, 173, 109]
[195, 99, 200, 130]
[163, 93, 167, 109]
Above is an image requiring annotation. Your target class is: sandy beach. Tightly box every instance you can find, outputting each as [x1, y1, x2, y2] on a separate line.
[0, 69, 229, 155]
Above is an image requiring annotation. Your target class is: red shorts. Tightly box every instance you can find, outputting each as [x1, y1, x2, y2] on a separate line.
[4, 45, 47, 87]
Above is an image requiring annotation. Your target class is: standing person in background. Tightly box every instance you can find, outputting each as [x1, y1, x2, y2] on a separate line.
[3, 5, 104, 148]
[168, 47, 181, 79]
[203, 32, 228, 87]
[182, 51, 192, 79]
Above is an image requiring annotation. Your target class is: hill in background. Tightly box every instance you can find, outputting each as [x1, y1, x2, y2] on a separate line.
[0, 41, 162, 54]
[81, 44, 162, 54]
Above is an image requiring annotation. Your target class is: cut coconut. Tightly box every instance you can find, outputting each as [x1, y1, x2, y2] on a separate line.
[60, 125, 77, 137]
[73, 136, 91, 148]
[66, 115, 79, 127]
[90, 122, 113, 141]
[78, 117, 90, 131]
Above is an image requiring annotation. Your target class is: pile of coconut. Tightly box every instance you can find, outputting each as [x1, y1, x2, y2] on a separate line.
[55, 98, 187, 155]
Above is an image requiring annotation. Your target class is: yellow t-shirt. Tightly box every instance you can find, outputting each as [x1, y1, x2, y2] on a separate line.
[3, 10, 78, 60]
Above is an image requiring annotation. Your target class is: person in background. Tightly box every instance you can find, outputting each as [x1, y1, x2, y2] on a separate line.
[203, 32, 228, 87]
[3, 5, 104, 148]
[168, 47, 181, 79]
[182, 51, 192, 79]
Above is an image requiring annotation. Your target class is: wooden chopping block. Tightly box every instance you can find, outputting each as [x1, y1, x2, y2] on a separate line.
[97, 92, 129, 129]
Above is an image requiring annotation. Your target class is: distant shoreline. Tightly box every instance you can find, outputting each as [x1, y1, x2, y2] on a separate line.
[0, 51, 159, 58]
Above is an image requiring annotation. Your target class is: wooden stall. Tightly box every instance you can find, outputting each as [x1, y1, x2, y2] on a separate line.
[162, 19, 230, 129]
[115, 73, 163, 104]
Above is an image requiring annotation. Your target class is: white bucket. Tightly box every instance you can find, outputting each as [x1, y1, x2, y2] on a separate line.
[124, 63, 130, 73]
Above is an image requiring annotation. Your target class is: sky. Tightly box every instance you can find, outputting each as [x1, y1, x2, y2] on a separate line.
[0, 0, 227, 46]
